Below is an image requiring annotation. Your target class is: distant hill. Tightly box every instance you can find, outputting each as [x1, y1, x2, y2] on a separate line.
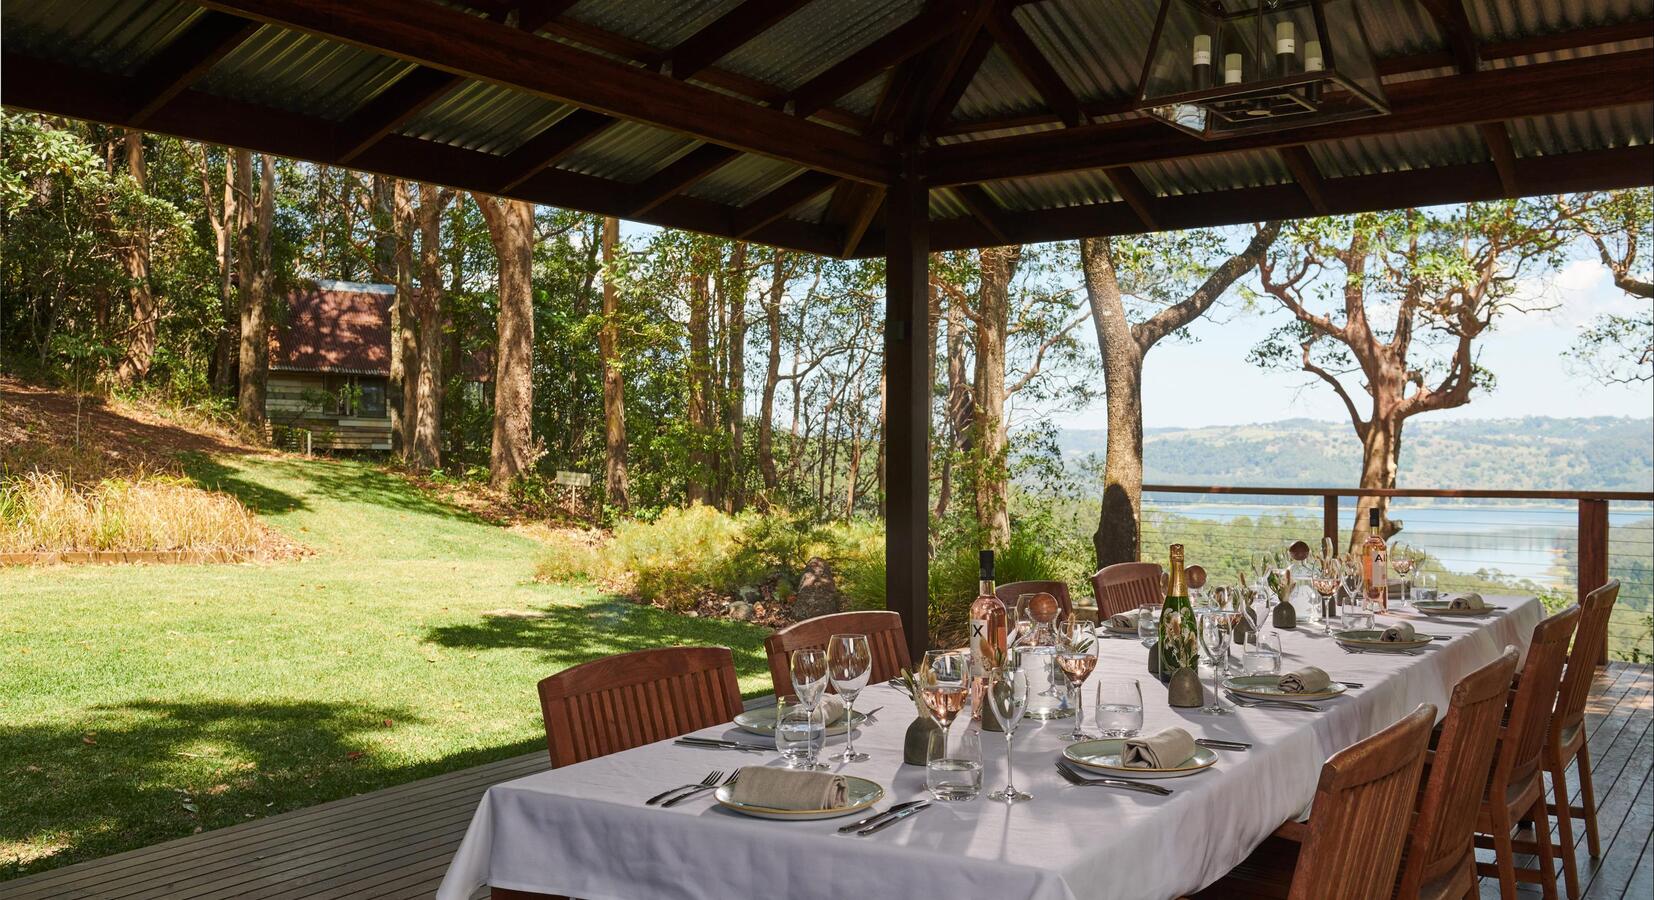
[1058, 417, 1654, 493]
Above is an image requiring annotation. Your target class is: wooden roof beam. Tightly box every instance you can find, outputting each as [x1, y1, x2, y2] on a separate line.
[192, 0, 896, 184]
[927, 27, 994, 134]
[927, 50, 1654, 185]
[629, 145, 742, 217]
[493, 109, 613, 193]
[954, 184, 1010, 245]
[837, 184, 887, 257]
[787, 1, 979, 118]
[128, 11, 259, 125]
[663, 0, 813, 79]
[1277, 146, 1331, 215]
[984, 6, 1083, 127]
[733, 171, 838, 239]
[1102, 167, 1160, 231]
[1479, 121, 1521, 197]
[1416, 0, 1482, 74]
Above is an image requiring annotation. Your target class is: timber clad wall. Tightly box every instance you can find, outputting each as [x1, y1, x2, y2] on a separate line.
[267, 372, 391, 451]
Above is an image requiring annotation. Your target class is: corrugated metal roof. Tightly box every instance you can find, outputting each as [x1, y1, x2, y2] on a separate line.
[1356, 0, 1451, 58]
[556, 120, 698, 183]
[683, 155, 805, 206]
[1467, 0, 1653, 43]
[1134, 149, 1292, 197]
[564, 0, 741, 52]
[1506, 105, 1654, 158]
[1011, 0, 1157, 105]
[985, 169, 1123, 213]
[717, 0, 924, 94]
[1, 0, 199, 75]
[953, 46, 1045, 123]
[400, 82, 570, 157]
[1308, 125, 1488, 178]
[930, 188, 971, 220]
[788, 191, 834, 225]
[200, 28, 410, 122]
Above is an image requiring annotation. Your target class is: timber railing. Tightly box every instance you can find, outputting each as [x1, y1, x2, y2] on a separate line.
[1140, 485, 1654, 664]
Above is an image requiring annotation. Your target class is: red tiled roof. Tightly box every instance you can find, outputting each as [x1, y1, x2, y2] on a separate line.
[269, 282, 393, 375]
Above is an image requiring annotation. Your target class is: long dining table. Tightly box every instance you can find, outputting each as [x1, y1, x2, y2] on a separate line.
[437, 594, 1542, 900]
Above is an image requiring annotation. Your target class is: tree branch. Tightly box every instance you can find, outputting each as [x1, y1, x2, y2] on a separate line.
[1133, 221, 1282, 351]
[1007, 308, 1089, 395]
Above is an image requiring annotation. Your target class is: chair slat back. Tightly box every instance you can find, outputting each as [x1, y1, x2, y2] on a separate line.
[1399, 647, 1522, 898]
[1288, 704, 1439, 900]
[1553, 580, 1620, 737]
[763, 610, 911, 698]
[1501, 605, 1581, 788]
[996, 580, 1074, 623]
[1091, 562, 1164, 618]
[537, 646, 743, 768]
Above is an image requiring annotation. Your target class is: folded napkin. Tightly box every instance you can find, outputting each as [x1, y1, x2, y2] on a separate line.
[1279, 666, 1332, 693]
[1448, 592, 1487, 610]
[1122, 727, 1197, 769]
[727, 766, 848, 811]
[815, 694, 847, 723]
[1380, 622, 1417, 642]
[1105, 609, 1144, 630]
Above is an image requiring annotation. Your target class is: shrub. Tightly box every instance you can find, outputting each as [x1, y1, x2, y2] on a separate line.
[821, 519, 886, 611]
[531, 529, 602, 583]
[602, 504, 743, 609]
[0, 471, 267, 553]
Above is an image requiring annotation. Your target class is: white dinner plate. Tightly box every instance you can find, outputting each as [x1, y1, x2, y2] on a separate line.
[714, 775, 883, 820]
[733, 706, 864, 737]
[1413, 600, 1492, 617]
[1223, 674, 1348, 702]
[1063, 739, 1218, 780]
[1335, 629, 1434, 652]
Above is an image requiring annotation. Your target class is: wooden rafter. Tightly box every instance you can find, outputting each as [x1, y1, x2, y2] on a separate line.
[927, 27, 994, 134]
[336, 67, 463, 163]
[493, 109, 613, 193]
[629, 145, 743, 217]
[953, 184, 1010, 245]
[786, 1, 979, 118]
[128, 11, 259, 125]
[1479, 122, 1521, 197]
[928, 51, 1654, 185]
[1103, 166, 1160, 231]
[733, 171, 838, 239]
[1416, 0, 1481, 74]
[984, 6, 1083, 127]
[191, 0, 895, 184]
[1277, 146, 1331, 215]
[663, 0, 812, 79]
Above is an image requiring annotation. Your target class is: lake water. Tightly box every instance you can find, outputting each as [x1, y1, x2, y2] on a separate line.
[1144, 499, 1654, 590]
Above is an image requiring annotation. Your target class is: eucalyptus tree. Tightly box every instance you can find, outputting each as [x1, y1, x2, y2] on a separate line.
[1555, 189, 1652, 385]
[473, 194, 538, 487]
[1253, 204, 1566, 545]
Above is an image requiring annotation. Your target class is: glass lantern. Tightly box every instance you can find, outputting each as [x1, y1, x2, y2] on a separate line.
[1136, 0, 1388, 139]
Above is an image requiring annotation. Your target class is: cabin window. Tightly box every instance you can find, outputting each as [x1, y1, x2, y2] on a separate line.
[321, 374, 388, 418]
[357, 380, 386, 416]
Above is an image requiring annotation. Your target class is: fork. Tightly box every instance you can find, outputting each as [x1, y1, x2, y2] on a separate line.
[660, 770, 739, 807]
[647, 770, 721, 806]
[1053, 761, 1173, 796]
[1225, 691, 1322, 713]
[1341, 645, 1418, 656]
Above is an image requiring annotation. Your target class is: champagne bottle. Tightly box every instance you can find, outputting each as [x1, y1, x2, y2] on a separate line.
[1157, 545, 1196, 681]
[1362, 507, 1388, 611]
[967, 550, 1006, 724]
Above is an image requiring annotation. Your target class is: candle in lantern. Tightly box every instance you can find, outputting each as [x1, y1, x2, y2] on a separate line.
[1192, 33, 1212, 87]
[1276, 21, 1296, 54]
[1305, 40, 1324, 72]
[1224, 53, 1243, 84]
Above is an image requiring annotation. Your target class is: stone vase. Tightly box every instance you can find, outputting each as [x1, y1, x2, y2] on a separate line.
[1167, 667, 1204, 708]
[904, 714, 943, 766]
[1272, 599, 1298, 629]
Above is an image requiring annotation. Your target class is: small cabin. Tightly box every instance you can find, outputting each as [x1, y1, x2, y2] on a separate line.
[267, 281, 395, 451]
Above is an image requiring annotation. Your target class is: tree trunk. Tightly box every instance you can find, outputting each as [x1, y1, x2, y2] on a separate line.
[115, 131, 156, 385]
[475, 195, 536, 488]
[209, 152, 238, 399]
[409, 184, 446, 472]
[1350, 416, 1404, 548]
[378, 177, 409, 456]
[757, 250, 785, 494]
[937, 275, 974, 519]
[724, 242, 748, 512]
[686, 240, 714, 505]
[599, 216, 630, 510]
[235, 151, 273, 434]
[1083, 237, 1146, 569]
[972, 245, 1020, 547]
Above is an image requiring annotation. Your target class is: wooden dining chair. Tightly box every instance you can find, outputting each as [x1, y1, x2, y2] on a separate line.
[1397, 646, 1523, 900]
[1090, 561, 1164, 619]
[996, 580, 1074, 622]
[1473, 604, 1581, 900]
[762, 610, 911, 698]
[1542, 580, 1620, 899]
[1191, 703, 1439, 900]
[536, 646, 743, 769]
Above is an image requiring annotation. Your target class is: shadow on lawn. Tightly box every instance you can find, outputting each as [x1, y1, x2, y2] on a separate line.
[181, 453, 485, 525]
[180, 453, 308, 515]
[0, 697, 540, 881]
[421, 597, 772, 686]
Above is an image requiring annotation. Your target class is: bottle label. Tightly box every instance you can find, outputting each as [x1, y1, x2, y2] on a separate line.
[968, 618, 988, 675]
[1371, 551, 1386, 588]
[1193, 49, 1211, 66]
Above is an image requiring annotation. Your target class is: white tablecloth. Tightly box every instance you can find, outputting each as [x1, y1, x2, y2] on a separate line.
[437, 595, 1541, 900]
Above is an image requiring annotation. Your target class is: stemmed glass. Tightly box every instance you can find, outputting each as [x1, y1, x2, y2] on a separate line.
[986, 655, 1031, 804]
[1056, 621, 1097, 741]
[1339, 552, 1364, 627]
[1137, 602, 1160, 657]
[1391, 544, 1417, 608]
[920, 650, 968, 759]
[1196, 610, 1231, 716]
[827, 634, 871, 763]
[1311, 559, 1342, 635]
[788, 649, 829, 770]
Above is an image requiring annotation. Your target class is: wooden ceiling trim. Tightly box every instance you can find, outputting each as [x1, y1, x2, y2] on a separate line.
[1478, 122, 1522, 197]
[128, 11, 260, 125]
[927, 50, 1654, 185]
[663, 0, 813, 79]
[191, 0, 896, 184]
[984, 6, 1084, 127]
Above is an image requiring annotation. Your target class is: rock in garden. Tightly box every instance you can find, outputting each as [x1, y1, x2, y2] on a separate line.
[791, 556, 842, 620]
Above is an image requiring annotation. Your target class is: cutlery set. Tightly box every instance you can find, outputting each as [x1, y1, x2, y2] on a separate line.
[647, 770, 739, 807]
[1054, 760, 1174, 795]
[674, 736, 771, 752]
[837, 799, 931, 835]
[1224, 691, 1323, 712]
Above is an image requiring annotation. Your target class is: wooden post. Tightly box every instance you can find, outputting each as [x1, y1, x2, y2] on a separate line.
[1323, 493, 1339, 551]
[1578, 498, 1610, 665]
[884, 163, 931, 662]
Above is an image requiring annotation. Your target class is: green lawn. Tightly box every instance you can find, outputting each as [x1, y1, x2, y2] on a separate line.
[0, 454, 771, 880]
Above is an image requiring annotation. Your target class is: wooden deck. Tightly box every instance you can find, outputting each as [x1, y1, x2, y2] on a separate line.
[4, 664, 1648, 900]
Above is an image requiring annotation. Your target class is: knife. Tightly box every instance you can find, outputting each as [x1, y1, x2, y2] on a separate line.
[1194, 738, 1250, 750]
[857, 802, 930, 835]
[674, 738, 770, 752]
[837, 800, 925, 833]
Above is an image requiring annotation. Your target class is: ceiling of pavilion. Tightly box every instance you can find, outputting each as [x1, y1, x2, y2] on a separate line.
[3, 0, 1651, 258]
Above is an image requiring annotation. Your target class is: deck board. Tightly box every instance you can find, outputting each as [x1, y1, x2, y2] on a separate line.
[4, 665, 1649, 900]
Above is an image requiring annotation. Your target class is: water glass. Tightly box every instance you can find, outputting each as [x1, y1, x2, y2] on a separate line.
[925, 726, 983, 801]
[1345, 603, 1376, 631]
[1241, 633, 1282, 675]
[1093, 679, 1145, 738]
[1137, 603, 1161, 649]
[775, 696, 825, 770]
[1415, 573, 1439, 604]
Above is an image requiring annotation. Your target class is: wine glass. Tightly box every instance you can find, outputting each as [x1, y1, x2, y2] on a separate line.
[1391, 544, 1417, 607]
[986, 657, 1031, 804]
[1136, 602, 1160, 653]
[921, 650, 967, 759]
[827, 634, 871, 763]
[790, 648, 828, 711]
[1311, 560, 1342, 635]
[1196, 610, 1231, 716]
[1056, 625, 1098, 742]
[1094, 679, 1144, 738]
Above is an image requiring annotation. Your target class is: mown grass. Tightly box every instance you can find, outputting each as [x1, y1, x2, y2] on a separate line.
[0, 454, 770, 880]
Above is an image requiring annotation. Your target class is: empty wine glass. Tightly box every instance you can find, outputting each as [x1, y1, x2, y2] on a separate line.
[1094, 678, 1144, 738]
[790, 648, 828, 711]
[827, 634, 871, 763]
[1311, 560, 1342, 635]
[1391, 545, 1417, 607]
[1196, 610, 1231, 716]
[986, 658, 1031, 804]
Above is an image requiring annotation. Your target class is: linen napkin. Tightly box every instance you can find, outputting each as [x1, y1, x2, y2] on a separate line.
[727, 766, 848, 811]
[1104, 609, 1144, 630]
[815, 694, 847, 723]
[1380, 621, 1417, 642]
[1448, 592, 1487, 611]
[1278, 666, 1332, 693]
[1121, 727, 1197, 769]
